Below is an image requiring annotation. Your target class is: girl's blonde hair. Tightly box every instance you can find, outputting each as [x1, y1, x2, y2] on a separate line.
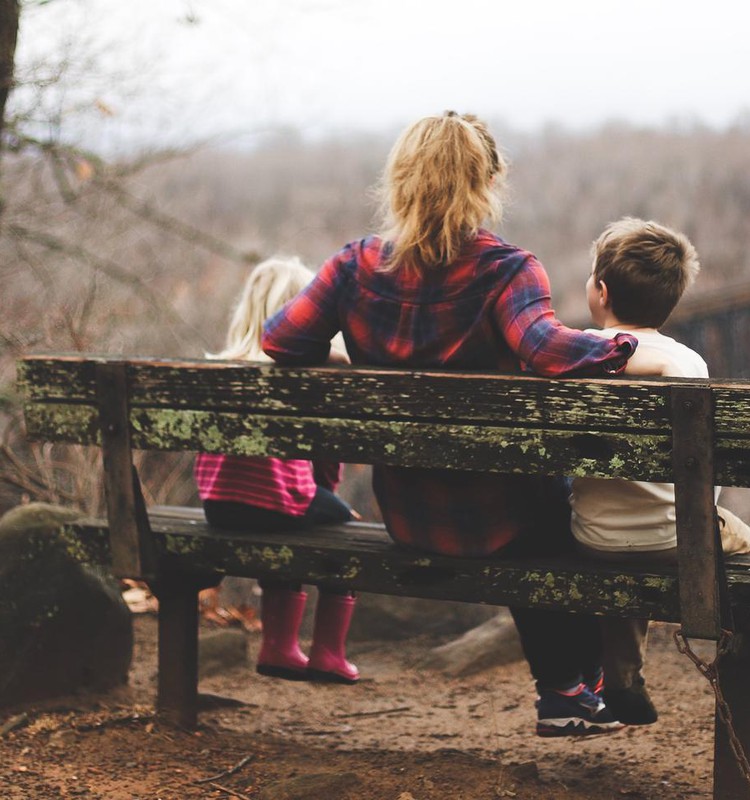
[379, 111, 507, 274]
[211, 256, 314, 362]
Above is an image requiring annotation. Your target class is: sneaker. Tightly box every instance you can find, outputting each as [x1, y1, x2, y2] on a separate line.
[536, 683, 625, 737]
[583, 667, 604, 697]
[603, 679, 658, 725]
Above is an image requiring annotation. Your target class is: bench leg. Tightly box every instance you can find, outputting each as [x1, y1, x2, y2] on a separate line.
[714, 612, 750, 800]
[156, 573, 201, 728]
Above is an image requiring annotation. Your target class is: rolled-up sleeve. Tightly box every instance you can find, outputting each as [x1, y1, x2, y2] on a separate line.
[494, 254, 637, 377]
[262, 252, 344, 365]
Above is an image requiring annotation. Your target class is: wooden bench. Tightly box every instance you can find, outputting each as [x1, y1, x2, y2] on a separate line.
[17, 354, 750, 800]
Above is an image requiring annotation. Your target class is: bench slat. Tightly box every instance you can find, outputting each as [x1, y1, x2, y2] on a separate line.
[18, 356, 677, 428]
[21, 357, 750, 436]
[24, 399, 750, 486]
[25, 400, 678, 481]
[65, 511, 750, 620]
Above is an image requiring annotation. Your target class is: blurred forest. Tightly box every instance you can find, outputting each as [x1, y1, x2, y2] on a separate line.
[2, 3, 750, 519]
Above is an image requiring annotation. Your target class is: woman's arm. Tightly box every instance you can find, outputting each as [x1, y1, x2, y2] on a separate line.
[262, 250, 346, 364]
[494, 255, 637, 377]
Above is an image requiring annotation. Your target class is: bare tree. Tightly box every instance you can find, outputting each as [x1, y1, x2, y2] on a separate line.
[0, 0, 18, 140]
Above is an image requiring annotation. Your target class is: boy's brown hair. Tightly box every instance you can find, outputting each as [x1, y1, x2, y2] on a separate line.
[592, 217, 700, 328]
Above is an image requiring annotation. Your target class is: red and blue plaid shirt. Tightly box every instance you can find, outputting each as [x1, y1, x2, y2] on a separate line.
[263, 230, 636, 556]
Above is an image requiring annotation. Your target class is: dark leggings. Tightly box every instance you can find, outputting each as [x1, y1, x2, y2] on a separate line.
[203, 487, 354, 594]
[203, 486, 354, 532]
[502, 477, 603, 690]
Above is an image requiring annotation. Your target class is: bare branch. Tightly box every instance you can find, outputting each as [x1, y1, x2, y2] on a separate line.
[98, 177, 259, 266]
[6, 223, 198, 342]
[8, 130, 260, 266]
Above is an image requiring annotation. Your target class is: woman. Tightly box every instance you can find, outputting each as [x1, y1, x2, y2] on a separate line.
[263, 111, 637, 736]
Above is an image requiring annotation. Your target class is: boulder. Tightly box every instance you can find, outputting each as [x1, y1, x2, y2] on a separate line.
[347, 593, 496, 642]
[418, 609, 524, 676]
[0, 503, 133, 706]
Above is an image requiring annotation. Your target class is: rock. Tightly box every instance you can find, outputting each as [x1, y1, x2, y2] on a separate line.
[418, 609, 523, 676]
[257, 771, 359, 800]
[198, 628, 248, 677]
[0, 503, 133, 706]
[48, 728, 78, 749]
[509, 761, 539, 781]
[347, 594, 496, 642]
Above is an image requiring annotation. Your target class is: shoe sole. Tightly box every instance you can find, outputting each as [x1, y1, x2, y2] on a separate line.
[256, 664, 309, 681]
[306, 667, 359, 685]
[536, 718, 625, 737]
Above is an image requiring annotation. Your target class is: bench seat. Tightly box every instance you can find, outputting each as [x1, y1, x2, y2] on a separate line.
[66, 506, 750, 621]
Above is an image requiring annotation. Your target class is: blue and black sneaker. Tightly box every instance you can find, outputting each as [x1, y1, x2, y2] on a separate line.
[583, 666, 605, 697]
[536, 682, 625, 737]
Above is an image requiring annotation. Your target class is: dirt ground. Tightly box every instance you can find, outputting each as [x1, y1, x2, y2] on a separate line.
[0, 614, 725, 800]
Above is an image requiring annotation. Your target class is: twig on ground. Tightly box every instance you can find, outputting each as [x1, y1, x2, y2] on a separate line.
[193, 754, 254, 785]
[74, 712, 156, 732]
[334, 705, 413, 719]
[208, 781, 252, 799]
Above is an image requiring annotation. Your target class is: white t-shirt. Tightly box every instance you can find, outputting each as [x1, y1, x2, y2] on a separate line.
[570, 328, 716, 552]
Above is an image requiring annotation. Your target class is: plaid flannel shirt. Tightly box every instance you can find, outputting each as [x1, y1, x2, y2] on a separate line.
[263, 230, 636, 556]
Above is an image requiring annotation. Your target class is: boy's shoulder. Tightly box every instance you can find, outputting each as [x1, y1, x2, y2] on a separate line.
[588, 328, 707, 378]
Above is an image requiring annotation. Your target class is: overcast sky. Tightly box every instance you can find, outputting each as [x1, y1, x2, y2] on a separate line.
[17, 0, 750, 150]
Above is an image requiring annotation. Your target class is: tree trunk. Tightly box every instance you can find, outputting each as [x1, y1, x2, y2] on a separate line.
[0, 0, 19, 219]
[0, 0, 19, 140]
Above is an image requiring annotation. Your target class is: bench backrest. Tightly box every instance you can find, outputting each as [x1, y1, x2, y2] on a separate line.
[18, 354, 750, 638]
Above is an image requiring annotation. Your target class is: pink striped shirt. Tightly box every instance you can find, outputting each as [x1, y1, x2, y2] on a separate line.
[194, 454, 340, 517]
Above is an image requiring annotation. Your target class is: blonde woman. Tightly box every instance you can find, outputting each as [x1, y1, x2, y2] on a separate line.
[195, 257, 359, 684]
[263, 112, 641, 736]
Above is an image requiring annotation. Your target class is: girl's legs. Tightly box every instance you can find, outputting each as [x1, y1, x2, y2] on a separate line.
[203, 499, 308, 532]
[308, 592, 359, 683]
[303, 486, 354, 525]
[203, 500, 310, 680]
[256, 580, 310, 680]
[303, 488, 359, 682]
[203, 490, 358, 682]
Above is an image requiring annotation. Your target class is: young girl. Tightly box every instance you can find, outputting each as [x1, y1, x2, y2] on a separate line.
[194, 257, 359, 684]
[261, 112, 646, 736]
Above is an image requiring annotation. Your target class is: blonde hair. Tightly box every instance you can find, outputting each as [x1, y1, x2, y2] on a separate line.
[379, 111, 507, 274]
[211, 256, 314, 362]
[592, 217, 700, 328]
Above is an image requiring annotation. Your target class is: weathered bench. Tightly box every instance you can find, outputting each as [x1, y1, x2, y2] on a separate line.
[17, 354, 750, 800]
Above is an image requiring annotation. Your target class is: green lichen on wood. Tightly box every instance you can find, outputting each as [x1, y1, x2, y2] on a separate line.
[260, 545, 294, 568]
[24, 402, 99, 444]
[162, 532, 204, 555]
[642, 576, 675, 591]
[613, 590, 636, 608]
[340, 557, 362, 580]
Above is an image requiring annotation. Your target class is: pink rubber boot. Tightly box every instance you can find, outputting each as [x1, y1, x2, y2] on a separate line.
[307, 592, 359, 684]
[256, 586, 309, 681]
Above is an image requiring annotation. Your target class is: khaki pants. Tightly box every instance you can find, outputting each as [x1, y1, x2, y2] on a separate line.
[577, 506, 750, 690]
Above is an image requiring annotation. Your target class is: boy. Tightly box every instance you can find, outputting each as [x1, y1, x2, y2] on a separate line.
[570, 217, 750, 725]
